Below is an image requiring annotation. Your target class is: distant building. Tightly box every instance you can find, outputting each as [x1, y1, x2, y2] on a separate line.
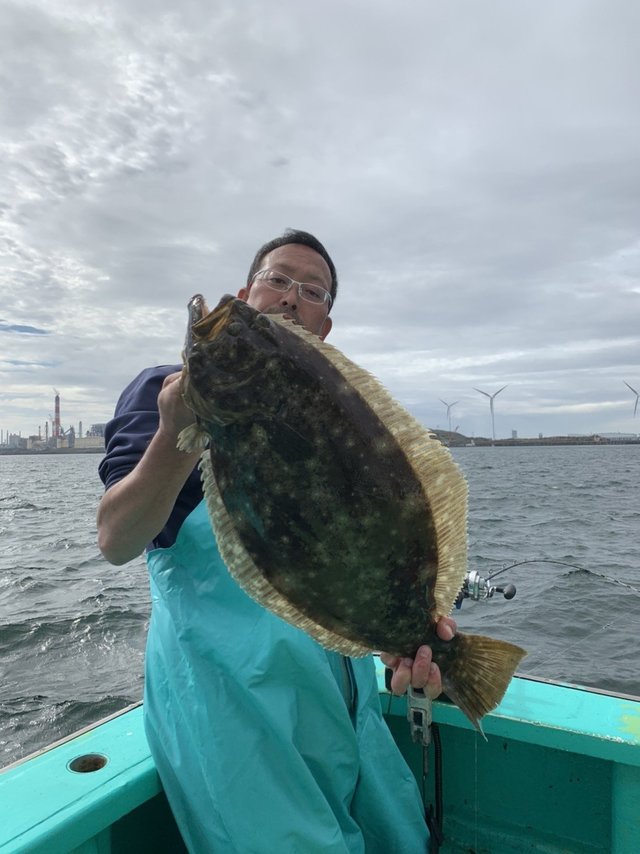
[75, 436, 104, 449]
[88, 423, 107, 438]
[26, 435, 47, 450]
[598, 432, 639, 442]
[511, 429, 518, 439]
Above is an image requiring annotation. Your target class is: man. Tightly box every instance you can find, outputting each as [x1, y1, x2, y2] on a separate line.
[98, 229, 456, 853]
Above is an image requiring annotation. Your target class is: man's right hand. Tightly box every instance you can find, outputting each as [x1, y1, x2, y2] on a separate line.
[158, 371, 196, 439]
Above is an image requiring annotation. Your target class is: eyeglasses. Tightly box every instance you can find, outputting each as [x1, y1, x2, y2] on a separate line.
[251, 268, 332, 308]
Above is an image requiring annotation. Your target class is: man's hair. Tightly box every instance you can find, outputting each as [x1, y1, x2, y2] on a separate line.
[247, 229, 338, 308]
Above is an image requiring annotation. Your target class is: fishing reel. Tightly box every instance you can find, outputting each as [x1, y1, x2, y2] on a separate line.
[455, 568, 516, 607]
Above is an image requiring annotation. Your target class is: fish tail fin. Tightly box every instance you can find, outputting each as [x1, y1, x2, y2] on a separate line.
[438, 633, 526, 733]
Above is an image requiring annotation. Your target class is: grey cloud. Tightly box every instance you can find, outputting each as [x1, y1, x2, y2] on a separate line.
[0, 322, 49, 335]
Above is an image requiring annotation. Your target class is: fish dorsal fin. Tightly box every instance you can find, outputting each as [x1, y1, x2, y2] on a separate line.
[271, 316, 469, 618]
[199, 451, 372, 657]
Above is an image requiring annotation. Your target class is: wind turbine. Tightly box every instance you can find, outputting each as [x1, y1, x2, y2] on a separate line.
[474, 385, 507, 443]
[438, 399, 458, 433]
[624, 381, 639, 417]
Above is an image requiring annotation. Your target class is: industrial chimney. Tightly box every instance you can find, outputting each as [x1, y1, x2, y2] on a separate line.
[53, 390, 61, 439]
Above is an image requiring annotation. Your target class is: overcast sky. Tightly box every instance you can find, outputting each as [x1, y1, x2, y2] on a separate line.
[2, 0, 639, 441]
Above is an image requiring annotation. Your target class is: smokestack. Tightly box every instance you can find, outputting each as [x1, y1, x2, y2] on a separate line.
[79, 420, 83, 439]
[54, 390, 61, 439]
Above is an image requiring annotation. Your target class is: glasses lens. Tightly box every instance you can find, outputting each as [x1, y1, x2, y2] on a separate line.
[258, 270, 292, 292]
[299, 284, 329, 305]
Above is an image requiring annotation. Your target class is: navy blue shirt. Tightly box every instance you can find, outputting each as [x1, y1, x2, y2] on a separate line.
[98, 365, 204, 550]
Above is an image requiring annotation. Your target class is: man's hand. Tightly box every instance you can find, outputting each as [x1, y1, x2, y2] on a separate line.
[379, 616, 456, 700]
[158, 371, 196, 439]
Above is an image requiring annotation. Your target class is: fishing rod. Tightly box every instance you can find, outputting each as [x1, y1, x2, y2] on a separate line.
[457, 558, 640, 603]
[457, 558, 588, 605]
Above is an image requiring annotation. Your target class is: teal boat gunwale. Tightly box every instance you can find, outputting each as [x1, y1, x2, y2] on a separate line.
[0, 702, 143, 775]
[380, 668, 640, 767]
[0, 704, 161, 854]
[1, 668, 639, 853]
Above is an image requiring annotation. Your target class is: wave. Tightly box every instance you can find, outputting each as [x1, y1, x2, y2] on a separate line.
[0, 694, 138, 769]
[0, 609, 149, 655]
[0, 496, 43, 511]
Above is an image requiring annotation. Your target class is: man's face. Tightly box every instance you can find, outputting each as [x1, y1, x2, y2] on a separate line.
[237, 244, 333, 339]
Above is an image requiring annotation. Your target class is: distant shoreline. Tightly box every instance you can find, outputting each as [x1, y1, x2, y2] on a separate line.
[432, 429, 640, 447]
[0, 447, 105, 456]
[1, 435, 638, 456]
[433, 431, 640, 448]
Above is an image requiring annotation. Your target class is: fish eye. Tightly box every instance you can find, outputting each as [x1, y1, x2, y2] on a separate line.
[226, 321, 243, 337]
[234, 301, 255, 320]
[254, 314, 272, 329]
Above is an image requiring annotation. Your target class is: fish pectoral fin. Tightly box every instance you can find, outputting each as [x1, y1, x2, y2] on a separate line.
[438, 633, 527, 733]
[177, 423, 210, 453]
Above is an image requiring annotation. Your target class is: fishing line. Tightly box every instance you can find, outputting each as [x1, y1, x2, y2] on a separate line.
[473, 730, 479, 854]
[486, 558, 640, 596]
[466, 557, 640, 686]
[523, 618, 640, 676]
[524, 620, 617, 675]
[486, 558, 586, 579]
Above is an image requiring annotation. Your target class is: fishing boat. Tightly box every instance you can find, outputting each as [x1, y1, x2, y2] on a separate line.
[1, 662, 638, 853]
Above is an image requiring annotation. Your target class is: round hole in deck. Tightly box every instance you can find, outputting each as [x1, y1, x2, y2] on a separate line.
[68, 753, 108, 773]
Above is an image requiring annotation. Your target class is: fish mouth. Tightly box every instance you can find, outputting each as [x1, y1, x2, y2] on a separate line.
[186, 296, 298, 348]
[183, 294, 272, 392]
[182, 294, 286, 426]
[189, 294, 237, 344]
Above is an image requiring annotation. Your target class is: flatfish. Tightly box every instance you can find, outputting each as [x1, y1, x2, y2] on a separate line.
[178, 294, 526, 729]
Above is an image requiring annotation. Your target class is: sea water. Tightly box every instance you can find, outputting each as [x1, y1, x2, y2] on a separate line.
[1, 445, 638, 767]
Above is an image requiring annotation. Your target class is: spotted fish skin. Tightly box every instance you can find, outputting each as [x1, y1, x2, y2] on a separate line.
[180, 294, 526, 730]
